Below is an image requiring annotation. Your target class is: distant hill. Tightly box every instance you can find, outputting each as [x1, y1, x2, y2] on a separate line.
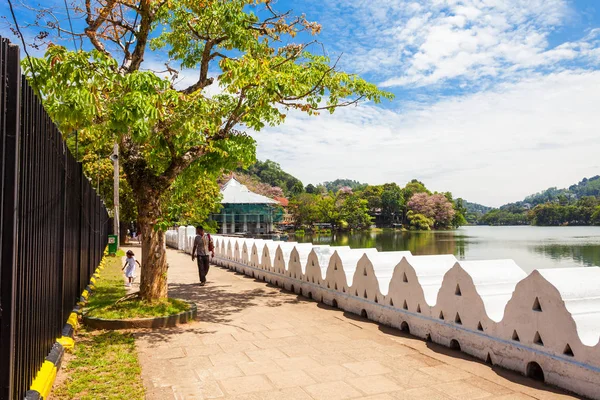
[479, 176, 600, 226]
[322, 179, 367, 192]
[462, 201, 492, 224]
[236, 163, 599, 227]
[518, 175, 600, 207]
[464, 201, 492, 215]
[490, 175, 600, 211]
[237, 160, 304, 196]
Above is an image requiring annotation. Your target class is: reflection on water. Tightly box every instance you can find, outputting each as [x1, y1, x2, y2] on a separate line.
[533, 244, 600, 268]
[302, 230, 468, 257]
[296, 226, 600, 273]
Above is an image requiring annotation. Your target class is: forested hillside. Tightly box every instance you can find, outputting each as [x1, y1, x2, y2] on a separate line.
[480, 176, 600, 226]
[236, 160, 304, 196]
[233, 160, 600, 228]
[230, 161, 470, 230]
[463, 201, 493, 224]
[521, 176, 600, 206]
[322, 179, 367, 192]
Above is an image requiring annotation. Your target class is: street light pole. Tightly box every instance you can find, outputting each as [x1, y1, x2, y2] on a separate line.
[112, 142, 120, 246]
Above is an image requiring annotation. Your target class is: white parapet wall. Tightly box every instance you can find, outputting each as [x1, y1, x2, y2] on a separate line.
[166, 228, 600, 399]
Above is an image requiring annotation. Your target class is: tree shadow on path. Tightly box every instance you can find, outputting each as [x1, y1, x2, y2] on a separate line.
[168, 274, 306, 325]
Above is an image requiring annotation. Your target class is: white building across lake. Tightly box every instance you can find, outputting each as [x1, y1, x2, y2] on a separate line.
[210, 178, 282, 234]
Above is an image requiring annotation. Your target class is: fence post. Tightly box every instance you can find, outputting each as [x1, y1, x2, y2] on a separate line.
[59, 135, 67, 328]
[0, 40, 21, 400]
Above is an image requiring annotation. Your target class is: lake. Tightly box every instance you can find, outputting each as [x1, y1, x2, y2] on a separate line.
[295, 226, 600, 273]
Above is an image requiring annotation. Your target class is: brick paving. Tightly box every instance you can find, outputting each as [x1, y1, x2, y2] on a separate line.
[131, 247, 581, 400]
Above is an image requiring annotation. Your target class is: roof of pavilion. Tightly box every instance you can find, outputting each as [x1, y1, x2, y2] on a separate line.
[274, 197, 289, 207]
[220, 178, 279, 205]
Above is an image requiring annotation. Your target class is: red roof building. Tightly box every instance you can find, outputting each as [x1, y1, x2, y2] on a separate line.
[274, 197, 289, 207]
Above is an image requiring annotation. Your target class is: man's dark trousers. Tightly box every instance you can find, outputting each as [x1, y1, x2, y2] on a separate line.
[197, 255, 210, 283]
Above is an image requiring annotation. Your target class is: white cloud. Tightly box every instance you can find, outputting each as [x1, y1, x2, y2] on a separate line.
[252, 70, 600, 207]
[313, 0, 600, 87]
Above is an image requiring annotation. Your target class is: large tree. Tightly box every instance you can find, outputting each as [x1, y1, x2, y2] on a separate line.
[22, 0, 391, 301]
[407, 192, 455, 229]
[380, 183, 404, 224]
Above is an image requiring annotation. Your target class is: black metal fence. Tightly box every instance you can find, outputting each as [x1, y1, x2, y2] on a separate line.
[0, 37, 110, 399]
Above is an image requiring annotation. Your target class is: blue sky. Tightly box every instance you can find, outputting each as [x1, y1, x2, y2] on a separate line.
[253, 0, 600, 206]
[2, 0, 600, 206]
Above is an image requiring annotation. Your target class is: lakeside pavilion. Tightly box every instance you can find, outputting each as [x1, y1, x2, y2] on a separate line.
[210, 178, 282, 234]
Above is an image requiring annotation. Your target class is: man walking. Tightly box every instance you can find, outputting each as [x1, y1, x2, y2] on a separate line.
[192, 225, 214, 286]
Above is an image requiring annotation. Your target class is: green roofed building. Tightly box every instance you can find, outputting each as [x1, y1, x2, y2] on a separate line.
[210, 178, 283, 234]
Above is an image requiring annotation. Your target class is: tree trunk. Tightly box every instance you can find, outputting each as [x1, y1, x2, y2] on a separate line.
[139, 221, 168, 301]
[137, 190, 168, 302]
[119, 135, 193, 302]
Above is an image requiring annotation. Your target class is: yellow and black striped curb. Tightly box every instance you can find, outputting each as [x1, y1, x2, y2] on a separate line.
[24, 252, 108, 400]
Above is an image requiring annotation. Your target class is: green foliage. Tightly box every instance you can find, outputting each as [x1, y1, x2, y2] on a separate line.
[239, 159, 303, 196]
[592, 206, 600, 225]
[403, 179, 431, 202]
[569, 176, 600, 197]
[25, 46, 254, 228]
[305, 184, 318, 194]
[359, 185, 384, 212]
[289, 191, 371, 231]
[479, 209, 530, 225]
[501, 176, 600, 210]
[479, 177, 600, 226]
[452, 198, 468, 228]
[406, 192, 455, 230]
[316, 196, 341, 228]
[161, 167, 223, 230]
[290, 178, 467, 231]
[340, 195, 372, 230]
[24, 0, 392, 300]
[464, 201, 493, 215]
[25, 0, 391, 223]
[521, 176, 600, 207]
[529, 197, 600, 226]
[463, 200, 491, 224]
[407, 211, 434, 231]
[381, 183, 404, 223]
[289, 193, 320, 227]
[529, 204, 564, 226]
[322, 179, 367, 192]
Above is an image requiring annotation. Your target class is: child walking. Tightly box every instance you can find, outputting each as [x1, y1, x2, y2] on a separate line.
[122, 250, 141, 287]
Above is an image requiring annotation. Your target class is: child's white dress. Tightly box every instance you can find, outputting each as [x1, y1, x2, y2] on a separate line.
[125, 256, 137, 278]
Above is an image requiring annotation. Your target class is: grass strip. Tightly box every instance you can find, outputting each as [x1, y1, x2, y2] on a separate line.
[52, 329, 144, 400]
[53, 255, 145, 399]
[85, 252, 189, 320]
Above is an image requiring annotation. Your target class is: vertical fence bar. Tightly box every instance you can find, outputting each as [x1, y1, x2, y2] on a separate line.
[0, 36, 111, 399]
[0, 38, 21, 400]
[0, 37, 9, 400]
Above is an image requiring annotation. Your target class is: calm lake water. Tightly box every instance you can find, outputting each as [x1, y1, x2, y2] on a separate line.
[295, 226, 600, 273]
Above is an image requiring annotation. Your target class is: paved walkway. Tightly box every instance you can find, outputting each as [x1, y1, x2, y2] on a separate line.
[131, 247, 580, 400]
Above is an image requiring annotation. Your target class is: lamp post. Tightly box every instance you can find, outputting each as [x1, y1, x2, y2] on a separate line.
[110, 143, 119, 246]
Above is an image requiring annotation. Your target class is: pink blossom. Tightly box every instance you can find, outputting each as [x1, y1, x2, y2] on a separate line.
[407, 192, 455, 228]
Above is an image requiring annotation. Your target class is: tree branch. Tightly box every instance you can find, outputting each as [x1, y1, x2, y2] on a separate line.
[84, 0, 118, 56]
[127, 0, 153, 72]
[179, 35, 227, 94]
[279, 96, 366, 111]
[157, 146, 205, 189]
[279, 54, 341, 102]
[271, 41, 316, 70]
